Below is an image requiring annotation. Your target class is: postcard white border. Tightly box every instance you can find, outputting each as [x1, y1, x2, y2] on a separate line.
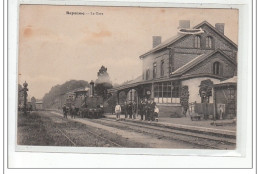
[7, 0, 254, 169]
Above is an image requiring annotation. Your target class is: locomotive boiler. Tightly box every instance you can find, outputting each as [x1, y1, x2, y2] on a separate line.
[78, 81, 104, 118]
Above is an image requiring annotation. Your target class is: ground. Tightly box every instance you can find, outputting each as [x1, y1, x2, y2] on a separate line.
[17, 111, 236, 149]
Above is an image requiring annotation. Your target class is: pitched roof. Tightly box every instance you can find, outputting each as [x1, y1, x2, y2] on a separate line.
[170, 49, 237, 77]
[121, 75, 143, 85]
[215, 76, 237, 85]
[170, 54, 206, 76]
[140, 21, 238, 58]
[219, 76, 237, 84]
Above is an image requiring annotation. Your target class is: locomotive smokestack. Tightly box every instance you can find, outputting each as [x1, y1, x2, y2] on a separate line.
[90, 80, 94, 96]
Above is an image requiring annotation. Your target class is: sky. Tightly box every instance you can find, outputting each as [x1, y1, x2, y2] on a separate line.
[18, 5, 238, 99]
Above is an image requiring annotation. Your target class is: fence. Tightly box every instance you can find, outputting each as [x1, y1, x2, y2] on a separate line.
[194, 103, 214, 116]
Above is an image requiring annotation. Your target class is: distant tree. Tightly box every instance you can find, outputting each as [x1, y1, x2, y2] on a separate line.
[18, 84, 23, 105]
[42, 80, 90, 109]
[106, 92, 127, 114]
[106, 93, 117, 108]
[199, 79, 213, 103]
[95, 66, 113, 100]
[97, 65, 108, 77]
[113, 83, 120, 87]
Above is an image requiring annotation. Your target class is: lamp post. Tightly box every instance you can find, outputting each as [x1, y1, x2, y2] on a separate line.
[23, 81, 28, 115]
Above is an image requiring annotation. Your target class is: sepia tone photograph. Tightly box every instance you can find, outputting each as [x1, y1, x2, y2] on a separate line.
[17, 5, 238, 150]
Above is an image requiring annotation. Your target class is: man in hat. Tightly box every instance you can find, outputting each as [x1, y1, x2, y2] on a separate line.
[115, 102, 121, 121]
[124, 101, 128, 119]
[128, 102, 133, 119]
[62, 104, 68, 118]
[139, 99, 145, 121]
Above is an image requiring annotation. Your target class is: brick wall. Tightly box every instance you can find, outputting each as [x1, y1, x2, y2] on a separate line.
[142, 48, 170, 80]
[141, 23, 237, 81]
[173, 53, 198, 70]
[186, 52, 236, 78]
[168, 24, 237, 71]
[174, 25, 237, 55]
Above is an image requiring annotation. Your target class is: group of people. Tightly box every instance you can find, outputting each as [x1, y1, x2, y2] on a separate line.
[114, 98, 159, 122]
[62, 104, 76, 119]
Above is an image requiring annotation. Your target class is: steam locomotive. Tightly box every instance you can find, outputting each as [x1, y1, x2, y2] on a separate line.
[66, 81, 104, 119]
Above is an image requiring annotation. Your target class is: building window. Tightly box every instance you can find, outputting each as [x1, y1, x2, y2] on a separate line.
[161, 60, 164, 76]
[154, 81, 180, 103]
[146, 69, 150, 80]
[206, 36, 213, 48]
[194, 35, 201, 48]
[213, 61, 221, 75]
[228, 87, 236, 100]
[153, 63, 157, 78]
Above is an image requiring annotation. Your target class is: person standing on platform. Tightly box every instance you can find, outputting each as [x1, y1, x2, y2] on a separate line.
[145, 99, 151, 121]
[62, 104, 67, 119]
[128, 102, 133, 119]
[71, 105, 76, 119]
[139, 99, 145, 121]
[115, 102, 121, 121]
[150, 99, 156, 121]
[124, 101, 128, 119]
[132, 101, 137, 119]
[154, 105, 159, 122]
[111, 105, 114, 115]
[144, 98, 148, 121]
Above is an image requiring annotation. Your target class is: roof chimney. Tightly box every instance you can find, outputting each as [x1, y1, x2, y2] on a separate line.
[179, 20, 190, 29]
[215, 23, 225, 34]
[90, 80, 94, 97]
[152, 36, 161, 48]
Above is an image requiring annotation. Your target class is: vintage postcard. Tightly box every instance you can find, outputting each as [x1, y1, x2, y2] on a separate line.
[17, 5, 238, 151]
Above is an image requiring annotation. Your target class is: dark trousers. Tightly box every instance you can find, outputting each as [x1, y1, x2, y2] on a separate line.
[145, 110, 150, 121]
[133, 111, 136, 119]
[125, 111, 128, 118]
[150, 112, 155, 121]
[64, 112, 67, 118]
[140, 110, 144, 120]
[129, 111, 132, 119]
[116, 112, 120, 119]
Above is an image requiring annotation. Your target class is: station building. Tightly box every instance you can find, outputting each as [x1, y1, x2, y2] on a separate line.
[35, 101, 43, 110]
[109, 20, 237, 118]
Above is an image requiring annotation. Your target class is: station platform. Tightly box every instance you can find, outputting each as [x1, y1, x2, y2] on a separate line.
[104, 114, 237, 138]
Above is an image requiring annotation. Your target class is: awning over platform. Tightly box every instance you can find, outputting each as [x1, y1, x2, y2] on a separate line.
[108, 76, 179, 93]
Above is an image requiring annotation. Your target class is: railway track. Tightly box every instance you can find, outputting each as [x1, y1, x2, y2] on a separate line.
[105, 118, 236, 143]
[55, 127, 77, 146]
[49, 111, 235, 149]
[88, 117, 236, 149]
[83, 128, 122, 147]
[50, 112, 122, 147]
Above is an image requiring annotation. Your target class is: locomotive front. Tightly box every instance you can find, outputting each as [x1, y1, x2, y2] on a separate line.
[79, 81, 104, 118]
